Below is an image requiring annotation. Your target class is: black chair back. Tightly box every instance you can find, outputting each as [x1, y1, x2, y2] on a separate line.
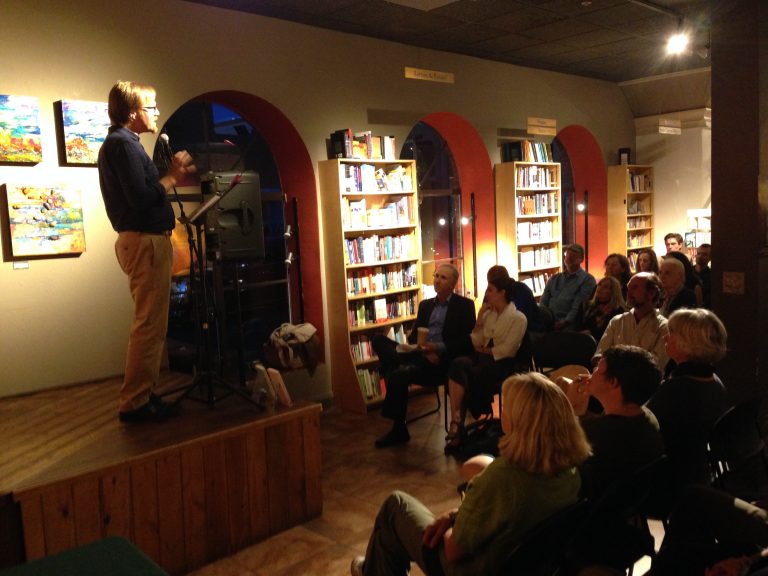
[708, 396, 768, 496]
[532, 331, 596, 373]
[488, 499, 593, 576]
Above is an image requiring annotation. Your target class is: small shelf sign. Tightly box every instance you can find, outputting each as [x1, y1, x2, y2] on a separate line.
[404, 67, 454, 84]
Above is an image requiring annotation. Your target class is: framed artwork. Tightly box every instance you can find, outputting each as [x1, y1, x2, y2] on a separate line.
[54, 99, 110, 166]
[0, 95, 43, 164]
[0, 183, 86, 260]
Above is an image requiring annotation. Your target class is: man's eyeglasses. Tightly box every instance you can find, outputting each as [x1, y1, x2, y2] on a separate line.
[142, 106, 159, 114]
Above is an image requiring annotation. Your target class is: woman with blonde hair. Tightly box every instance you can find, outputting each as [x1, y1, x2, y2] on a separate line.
[351, 372, 591, 576]
[647, 308, 730, 498]
[574, 276, 627, 341]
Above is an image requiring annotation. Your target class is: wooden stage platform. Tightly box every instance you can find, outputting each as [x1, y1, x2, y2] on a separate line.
[0, 373, 322, 575]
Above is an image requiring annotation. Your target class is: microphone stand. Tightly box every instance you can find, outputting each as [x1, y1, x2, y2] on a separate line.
[159, 162, 258, 407]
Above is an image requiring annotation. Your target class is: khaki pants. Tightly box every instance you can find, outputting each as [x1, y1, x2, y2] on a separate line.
[115, 231, 172, 412]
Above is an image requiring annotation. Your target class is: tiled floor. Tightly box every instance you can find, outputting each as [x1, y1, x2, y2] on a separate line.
[186, 394, 659, 576]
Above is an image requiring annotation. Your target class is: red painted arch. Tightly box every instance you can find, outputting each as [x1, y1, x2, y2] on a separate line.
[556, 125, 608, 271]
[195, 91, 323, 341]
[421, 113, 495, 298]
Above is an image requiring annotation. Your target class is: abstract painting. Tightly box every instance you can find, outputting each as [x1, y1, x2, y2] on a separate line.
[2, 184, 86, 258]
[55, 99, 110, 166]
[0, 95, 42, 164]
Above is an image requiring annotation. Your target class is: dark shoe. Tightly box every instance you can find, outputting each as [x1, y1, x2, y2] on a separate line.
[445, 420, 464, 449]
[119, 396, 179, 423]
[375, 424, 410, 448]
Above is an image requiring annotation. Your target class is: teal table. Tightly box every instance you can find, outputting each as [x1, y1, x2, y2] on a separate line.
[0, 537, 168, 576]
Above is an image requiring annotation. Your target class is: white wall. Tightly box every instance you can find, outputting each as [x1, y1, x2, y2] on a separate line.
[636, 118, 711, 256]
[0, 0, 637, 398]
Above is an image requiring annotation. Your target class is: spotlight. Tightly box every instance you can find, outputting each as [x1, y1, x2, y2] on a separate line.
[460, 216, 470, 226]
[438, 217, 446, 226]
[667, 32, 689, 55]
[576, 202, 586, 212]
[285, 252, 293, 266]
[284, 224, 292, 238]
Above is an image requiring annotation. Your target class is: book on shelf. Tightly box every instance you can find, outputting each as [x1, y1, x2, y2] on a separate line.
[374, 298, 388, 322]
[353, 131, 372, 159]
[629, 171, 652, 192]
[382, 136, 397, 160]
[356, 366, 382, 399]
[501, 141, 523, 163]
[330, 128, 353, 158]
[330, 130, 399, 162]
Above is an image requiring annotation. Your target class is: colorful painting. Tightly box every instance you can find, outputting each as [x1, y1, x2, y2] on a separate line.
[0, 95, 43, 164]
[56, 99, 110, 165]
[4, 184, 85, 257]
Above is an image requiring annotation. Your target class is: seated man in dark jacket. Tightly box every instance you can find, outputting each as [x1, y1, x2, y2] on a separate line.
[372, 263, 476, 448]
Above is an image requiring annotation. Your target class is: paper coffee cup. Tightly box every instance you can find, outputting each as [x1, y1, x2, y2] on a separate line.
[417, 327, 429, 347]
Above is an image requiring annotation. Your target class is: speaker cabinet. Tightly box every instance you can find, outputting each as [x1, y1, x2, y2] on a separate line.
[202, 171, 264, 260]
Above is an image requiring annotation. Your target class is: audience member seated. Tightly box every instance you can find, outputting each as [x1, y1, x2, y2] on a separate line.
[464, 347, 664, 573]
[604, 253, 632, 298]
[665, 250, 705, 306]
[350, 372, 591, 576]
[560, 345, 664, 499]
[636, 248, 660, 274]
[445, 274, 527, 449]
[695, 243, 712, 309]
[664, 232, 684, 254]
[486, 264, 538, 330]
[559, 345, 665, 572]
[659, 256, 698, 317]
[540, 243, 596, 331]
[594, 273, 669, 369]
[652, 485, 768, 576]
[573, 276, 627, 342]
[372, 263, 475, 448]
[646, 308, 731, 505]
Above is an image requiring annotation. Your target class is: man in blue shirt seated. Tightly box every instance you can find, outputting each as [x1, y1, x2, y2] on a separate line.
[540, 243, 596, 331]
[372, 263, 476, 448]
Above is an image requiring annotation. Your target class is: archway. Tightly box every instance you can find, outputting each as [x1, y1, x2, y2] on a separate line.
[193, 91, 323, 341]
[419, 112, 495, 298]
[555, 125, 608, 272]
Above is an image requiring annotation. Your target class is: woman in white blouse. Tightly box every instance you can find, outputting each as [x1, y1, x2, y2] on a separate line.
[445, 274, 528, 448]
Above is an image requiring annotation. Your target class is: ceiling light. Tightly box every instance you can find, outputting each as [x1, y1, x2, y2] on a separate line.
[667, 32, 689, 55]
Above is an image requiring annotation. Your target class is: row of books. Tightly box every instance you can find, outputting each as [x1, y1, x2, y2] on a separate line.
[627, 216, 652, 230]
[500, 140, 554, 163]
[517, 220, 557, 243]
[341, 195, 414, 230]
[348, 294, 417, 327]
[344, 233, 416, 265]
[627, 198, 651, 215]
[357, 367, 383, 400]
[347, 263, 418, 296]
[627, 231, 652, 247]
[330, 129, 398, 161]
[520, 272, 553, 295]
[340, 163, 413, 194]
[519, 246, 559, 270]
[516, 165, 557, 189]
[628, 172, 653, 192]
[517, 192, 559, 216]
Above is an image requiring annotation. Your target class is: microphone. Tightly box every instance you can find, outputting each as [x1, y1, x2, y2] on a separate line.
[158, 133, 173, 168]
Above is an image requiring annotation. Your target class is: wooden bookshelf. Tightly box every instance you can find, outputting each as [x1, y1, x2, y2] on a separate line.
[607, 164, 655, 271]
[319, 158, 421, 413]
[495, 161, 562, 297]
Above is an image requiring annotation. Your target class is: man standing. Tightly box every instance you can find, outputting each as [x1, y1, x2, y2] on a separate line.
[372, 263, 475, 447]
[694, 243, 712, 308]
[664, 233, 684, 253]
[98, 81, 196, 423]
[593, 272, 669, 369]
[540, 244, 596, 331]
